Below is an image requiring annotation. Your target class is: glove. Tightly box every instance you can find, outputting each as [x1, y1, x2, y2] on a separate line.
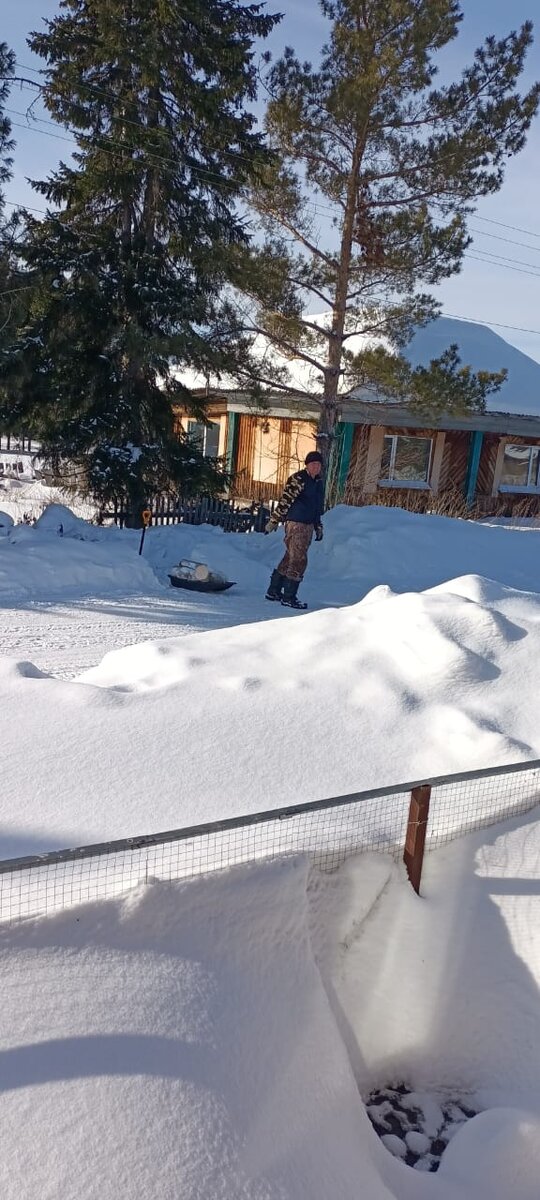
[265, 518, 278, 534]
[315, 525, 323, 542]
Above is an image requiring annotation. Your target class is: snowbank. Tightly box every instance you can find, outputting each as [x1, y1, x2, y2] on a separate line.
[3, 498, 540, 609]
[3, 497, 540, 1198]
[317, 505, 540, 597]
[0, 477, 98, 524]
[1, 573, 540, 857]
[3, 501, 540, 857]
[308, 807, 540, 1198]
[0, 510, 14, 535]
[0, 515, 160, 602]
[4, 811, 540, 1199]
[0, 858, 390, 1200]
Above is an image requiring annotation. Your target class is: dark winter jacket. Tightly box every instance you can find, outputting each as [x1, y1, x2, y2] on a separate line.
[273, 470, 324, 531]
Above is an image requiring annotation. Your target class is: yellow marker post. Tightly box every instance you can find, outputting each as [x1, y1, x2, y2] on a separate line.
[138, 509, 152, 555]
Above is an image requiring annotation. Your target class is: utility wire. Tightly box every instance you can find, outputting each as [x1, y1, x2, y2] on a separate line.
[8, 66, 540, 242]
[7, 117, 540, 276]
[464, 252, 540, 279]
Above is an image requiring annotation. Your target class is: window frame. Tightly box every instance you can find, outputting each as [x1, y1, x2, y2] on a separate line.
[499, 442, 540, 494]
[186, 419, 221, 459]
[378, 434, 434, 489]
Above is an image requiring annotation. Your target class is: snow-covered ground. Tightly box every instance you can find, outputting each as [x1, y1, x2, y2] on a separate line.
[2, 501, 540, 1198]
[2, 503, 540, 855]
[0, 475, 98, 524]
[3, 817, 540, 1200]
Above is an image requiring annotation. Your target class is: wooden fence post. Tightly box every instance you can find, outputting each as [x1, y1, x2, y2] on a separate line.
[403, 784, 431, 895]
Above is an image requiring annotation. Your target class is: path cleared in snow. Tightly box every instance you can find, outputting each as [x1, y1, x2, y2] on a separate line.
[0, 594, 255, 678]
[2, 504, 540, 677]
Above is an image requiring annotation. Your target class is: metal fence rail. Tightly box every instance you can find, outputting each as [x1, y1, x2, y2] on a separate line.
[1, 758, 540, 924]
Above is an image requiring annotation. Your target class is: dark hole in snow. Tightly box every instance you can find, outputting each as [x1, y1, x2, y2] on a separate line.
[366, 1083, 477, 1172]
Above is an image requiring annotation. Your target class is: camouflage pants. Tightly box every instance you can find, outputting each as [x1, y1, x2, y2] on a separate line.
[277, 521, 313, 582]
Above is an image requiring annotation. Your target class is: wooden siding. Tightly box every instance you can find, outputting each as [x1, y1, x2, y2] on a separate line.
[439, 431, 469, 492]
[231, 414, 317, 501]
[474, 431, 540, 515]
[345, 424, 540, 517]
[476, 433, 499, 498]
[344, 425, 370, 504]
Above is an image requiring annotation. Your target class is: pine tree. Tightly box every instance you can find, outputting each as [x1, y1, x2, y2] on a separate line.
[231, 1, 539, 468]
[1, 1, 278, 517]
[0, 43, 20, 361]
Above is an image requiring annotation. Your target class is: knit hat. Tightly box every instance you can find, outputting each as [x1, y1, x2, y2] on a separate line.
[305, 450, 323, 465]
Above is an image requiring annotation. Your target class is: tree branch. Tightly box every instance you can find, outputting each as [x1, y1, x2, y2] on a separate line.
[255, 207, 336, 266]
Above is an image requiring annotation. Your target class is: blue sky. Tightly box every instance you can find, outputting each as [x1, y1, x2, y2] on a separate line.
[3, 1, 540, 362]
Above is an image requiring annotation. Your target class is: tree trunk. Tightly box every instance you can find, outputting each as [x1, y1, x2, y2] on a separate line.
[317, 136, 363, 471]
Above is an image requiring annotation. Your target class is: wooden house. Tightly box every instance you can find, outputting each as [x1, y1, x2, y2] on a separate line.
[175, 388, 540, 516]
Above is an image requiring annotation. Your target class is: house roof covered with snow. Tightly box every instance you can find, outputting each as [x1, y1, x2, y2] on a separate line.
[179, 316, 540, 427]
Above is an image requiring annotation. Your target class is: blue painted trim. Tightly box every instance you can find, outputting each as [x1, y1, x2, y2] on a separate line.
[337, 422, 355, 498]
[465, 430, 483, 506]
[225, 411, 239, 476]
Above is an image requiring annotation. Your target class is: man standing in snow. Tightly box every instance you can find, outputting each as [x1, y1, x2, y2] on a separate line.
[264, 450, 324, 609]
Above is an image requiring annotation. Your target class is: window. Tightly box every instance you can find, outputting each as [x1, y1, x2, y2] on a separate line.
[186, 420, 220, 458]
[379, 435, 432, 486]
[500, 444, 540, 491]
[252, 418, 282, 483]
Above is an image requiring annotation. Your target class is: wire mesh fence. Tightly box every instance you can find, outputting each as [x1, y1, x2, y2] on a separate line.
[1, 758, 540, 924]
[425, 761, 540, 850]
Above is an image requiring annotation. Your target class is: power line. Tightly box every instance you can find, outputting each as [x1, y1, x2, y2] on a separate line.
[7, 115, 264, 202]
[9, 75, 540, 260]
[8, 61, 531, 197]
[2, 250, 540, 340]
[464, 253, 540, 279]
[441, 311, 540, 337]
[8, 114, 540, 277]
[9, 66, 275, 176]
[468, 213, 540, 241]
[466, 246, 540, 272]
[10, 63, 540, 242]
[469, 226, 540, 254]
[5, 176, 540, 284]
[3, 198, 48, 217]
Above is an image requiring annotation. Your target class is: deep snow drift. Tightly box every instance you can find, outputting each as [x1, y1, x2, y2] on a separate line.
[0, 859, 389, 1200]
[1, 572, 540, 858]
[2, 502, 540, 612]
[3, 501, 540, 1199]
[2, 505, 540, 856]
[3, 812, 540, 1200]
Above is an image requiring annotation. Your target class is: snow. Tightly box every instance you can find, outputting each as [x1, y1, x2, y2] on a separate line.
[3, 506, 540, 854]
[405, 317, 540, 417]
[0, 860, 391, 1200]
[0, 509, 14, 534]
[176, 313, 540, 417]
[3, 499, 540, 1197]
[0, 476, 98, 524]
[4, 819, 540, 1198]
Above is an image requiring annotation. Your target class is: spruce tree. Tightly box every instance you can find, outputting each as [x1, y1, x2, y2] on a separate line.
[1, 1, 278, 517]
[0, 44, 20, 361]
[232, 1, 539, 468]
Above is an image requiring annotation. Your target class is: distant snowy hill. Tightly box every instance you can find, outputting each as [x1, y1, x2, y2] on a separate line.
[405, 317, 540, 416]
[176, 311, 540, 418]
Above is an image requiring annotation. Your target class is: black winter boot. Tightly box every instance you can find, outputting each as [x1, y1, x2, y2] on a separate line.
[281, 578, 307, 610]
[265, 569, 285, 601]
